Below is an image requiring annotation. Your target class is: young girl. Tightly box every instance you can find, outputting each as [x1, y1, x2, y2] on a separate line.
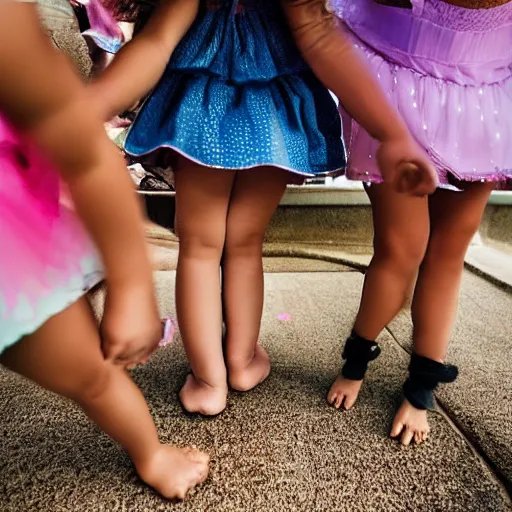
[328, 0, 512, 445]
[90, 0, 437, 417]
[0, 1, 208, 499]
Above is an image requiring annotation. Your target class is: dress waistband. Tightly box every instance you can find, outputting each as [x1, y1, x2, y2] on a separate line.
[333, 0, 512, 85]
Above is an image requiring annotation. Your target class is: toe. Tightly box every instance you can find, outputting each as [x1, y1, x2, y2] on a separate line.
[176, 488, 187, 501]
[401, 428, 414, 446]
[198, 464, 210, 483]
[194, 452, 210, 465]
[186, 449, 203, 461]
[328, 380, 342, 403]
[343, 394, 356, 410]
[334, 394, 344, 409]
[390, 420, 404, 438]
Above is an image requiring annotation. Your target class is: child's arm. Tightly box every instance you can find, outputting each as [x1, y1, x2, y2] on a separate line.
[0, 3, 160, 364]
[281, 0, 438, 195]
[89, 0, 199, 121]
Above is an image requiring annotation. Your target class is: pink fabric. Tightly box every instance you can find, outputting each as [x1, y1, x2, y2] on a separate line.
[0, 115, 101, 318]
[74, 0, 123, 53]
[333, 0, 512, 190]
[410, 0, 425, 15]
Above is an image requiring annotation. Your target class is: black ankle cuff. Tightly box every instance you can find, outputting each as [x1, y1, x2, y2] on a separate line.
[403, 354, 458, 410]
[341, 331, 381, 381]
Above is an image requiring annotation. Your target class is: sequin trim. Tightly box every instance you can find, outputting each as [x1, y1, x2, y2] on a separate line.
[125, 143, 345, 178]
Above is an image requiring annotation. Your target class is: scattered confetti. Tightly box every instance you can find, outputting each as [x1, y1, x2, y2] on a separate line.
[159, 318, 176, 346]
[277, 313, 291, 321]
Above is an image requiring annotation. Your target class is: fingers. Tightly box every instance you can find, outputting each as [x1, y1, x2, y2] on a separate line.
[115, 347, 148, 366]
[395, 162, 438, 197]
[102, 320, 162, 366]
[104, 336, 160, 367]
[103, 340, 149, 366]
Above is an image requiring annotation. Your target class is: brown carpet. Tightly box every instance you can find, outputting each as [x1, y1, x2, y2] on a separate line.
[0, 272, 509, 511]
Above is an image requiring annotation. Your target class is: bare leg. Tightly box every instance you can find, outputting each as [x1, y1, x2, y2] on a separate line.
[391, 183, 492, 445]
[174, 158, 235, 415]
[222, 168, 290, 391]
[328, 183, 430, 409]
[1, 299, 209, 500]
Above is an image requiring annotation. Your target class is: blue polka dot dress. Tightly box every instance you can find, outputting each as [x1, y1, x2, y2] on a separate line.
[125, 0, 346, 176]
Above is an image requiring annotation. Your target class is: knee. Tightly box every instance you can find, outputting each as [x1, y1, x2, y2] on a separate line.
[373, 231, 428, 275]
[66, 362, 112, 405]
[426, 218, 481, 266]
[224, 228, 264, 259]
[178, 226, 226, 262]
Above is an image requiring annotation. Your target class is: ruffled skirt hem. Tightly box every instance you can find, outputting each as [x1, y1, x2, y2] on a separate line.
[0, 117, 104, 351]
[0, 269, 103, 354]
[340, 38, 512, 191]
[125, 70, 346, 177]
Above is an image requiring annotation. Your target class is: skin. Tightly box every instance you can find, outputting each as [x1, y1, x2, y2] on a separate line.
[90, 0, 437, 415]
[328, 183, 493, 445]
[0, 2, 209, 497]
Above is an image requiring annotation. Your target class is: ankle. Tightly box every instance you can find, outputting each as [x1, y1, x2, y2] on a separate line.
[193, 374, 228, 391]
[226, 348, 257, 370]
[341, 332, 381, 381]
[131, 442, 164, 473]
[227, 357, 251, 374]
[351, 327, 378, 343]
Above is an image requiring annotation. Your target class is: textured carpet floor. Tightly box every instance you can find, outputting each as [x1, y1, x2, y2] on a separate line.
[1, 272, 509, 511]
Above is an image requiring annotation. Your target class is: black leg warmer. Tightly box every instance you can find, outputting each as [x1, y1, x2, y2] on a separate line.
[341, 331, 381, 381]
[403, 353, 459, 410]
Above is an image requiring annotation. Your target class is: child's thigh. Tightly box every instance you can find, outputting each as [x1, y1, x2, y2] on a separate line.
[1, 298, 109, 401]
[428, 183, 493, 238]
[225, 167, 290, 244]
[425, 183, 493, 259]
[173, 157, 236, 243]
[366, 183, 430, 259]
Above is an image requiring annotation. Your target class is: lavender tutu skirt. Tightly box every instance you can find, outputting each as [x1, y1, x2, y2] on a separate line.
[0, 116, 102, 352]
[73, 0, 123, 54]
[333, 0, 512, 190]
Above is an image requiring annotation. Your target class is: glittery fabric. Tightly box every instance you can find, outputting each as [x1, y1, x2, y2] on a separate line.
[377, 0, 511, 9]
[125, 0, 345, 176]
[0, 116, 103, 352]
[73, 0, 123, 54]
[333, 0, 512, 190]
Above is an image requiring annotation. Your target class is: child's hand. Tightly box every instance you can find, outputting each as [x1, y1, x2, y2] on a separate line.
[377, 137, 438, 196]
[101, 283, 161, 366]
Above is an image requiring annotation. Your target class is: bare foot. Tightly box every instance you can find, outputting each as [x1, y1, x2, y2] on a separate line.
[327, 376, 363, 410]
[228, 345, 271, 392]
[179, 374, 227, 416]
[137, 445, 209, 500]
[390, 398, 430, 446]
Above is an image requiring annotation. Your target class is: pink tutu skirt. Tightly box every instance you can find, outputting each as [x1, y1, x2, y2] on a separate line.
[333, 0, 512, 190]
[0, 116, 102, 353]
